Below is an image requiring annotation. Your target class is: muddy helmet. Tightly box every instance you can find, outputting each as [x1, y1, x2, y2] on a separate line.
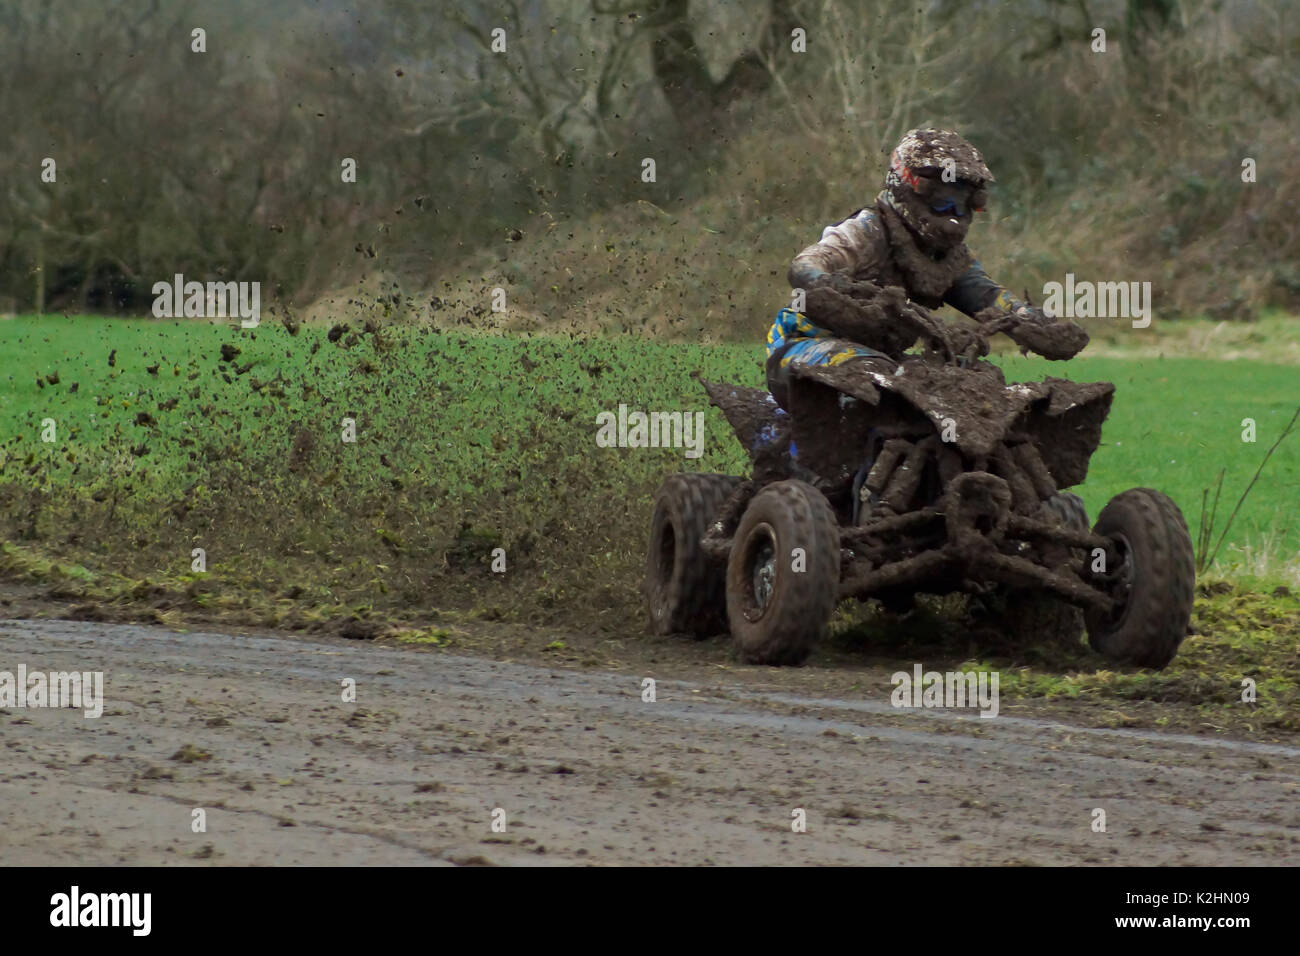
[887, 128, 993, 189]
[882, 128, 993, 250]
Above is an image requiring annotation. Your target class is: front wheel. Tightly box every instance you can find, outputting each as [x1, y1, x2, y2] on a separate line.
[1084, 488, 1195, 669]
[726, 480, 840, 665]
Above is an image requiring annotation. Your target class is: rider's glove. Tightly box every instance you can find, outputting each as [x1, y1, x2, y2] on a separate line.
[1013, 304, 1054, 326]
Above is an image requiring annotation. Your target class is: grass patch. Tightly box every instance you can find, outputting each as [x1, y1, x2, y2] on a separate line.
[2, 314, 1297, 641]
[392, 626, 454, 646]
[829, 584, 1300, 736]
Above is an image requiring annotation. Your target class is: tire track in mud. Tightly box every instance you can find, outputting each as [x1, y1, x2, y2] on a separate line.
[1, 619, 1296, 865]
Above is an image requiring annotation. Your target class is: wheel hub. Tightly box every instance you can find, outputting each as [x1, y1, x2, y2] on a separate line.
[752, 539, 776, 609]
[1100, 532, 1135, 625]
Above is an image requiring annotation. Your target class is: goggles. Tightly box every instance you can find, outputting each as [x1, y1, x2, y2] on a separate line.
[911, 174, 987, 216]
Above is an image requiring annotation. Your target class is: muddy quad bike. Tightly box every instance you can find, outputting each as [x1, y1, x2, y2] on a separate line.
[644, 287, 1195, 669]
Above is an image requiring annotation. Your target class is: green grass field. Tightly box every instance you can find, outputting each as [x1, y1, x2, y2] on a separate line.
[3, 314, 1296, 590]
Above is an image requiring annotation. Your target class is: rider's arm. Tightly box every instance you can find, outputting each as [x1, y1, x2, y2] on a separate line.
[944, 260, 1032, 318]
[788, 209, 880, 289]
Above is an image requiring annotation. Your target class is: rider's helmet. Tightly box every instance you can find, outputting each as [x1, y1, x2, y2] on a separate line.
[883, 128, 993, 251]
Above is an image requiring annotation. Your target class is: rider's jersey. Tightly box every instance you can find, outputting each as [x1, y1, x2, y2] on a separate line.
[771, 202, 1025, 374]
[766, 308, 888, 366]
[788, 204, 1023, 317]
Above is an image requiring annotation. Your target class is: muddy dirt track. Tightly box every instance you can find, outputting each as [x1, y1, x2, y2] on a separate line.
[2, 618, 1298, 866]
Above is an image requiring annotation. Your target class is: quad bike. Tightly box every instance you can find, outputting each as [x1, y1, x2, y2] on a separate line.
[644, 282, 1195, 669]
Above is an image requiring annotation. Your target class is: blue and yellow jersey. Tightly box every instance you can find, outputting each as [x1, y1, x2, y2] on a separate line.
[767, 307, 892, 369]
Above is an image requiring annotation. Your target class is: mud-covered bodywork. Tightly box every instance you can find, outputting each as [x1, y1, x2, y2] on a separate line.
[708, 357, 1113, 491]
[651, 292, 1193, 669]
[702, 352, 1117, 613]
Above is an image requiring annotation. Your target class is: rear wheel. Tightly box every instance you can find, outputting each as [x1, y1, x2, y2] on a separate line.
[1045, 491, 1088, 531]
[995, 492, 1088, 648]
[1085, 488, 1195, 669]
[726, 480, 840, 665]
[645, 473, 742, 637]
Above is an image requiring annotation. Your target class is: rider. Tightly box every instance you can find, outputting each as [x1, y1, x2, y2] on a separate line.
[766, 128, 1044, 409]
